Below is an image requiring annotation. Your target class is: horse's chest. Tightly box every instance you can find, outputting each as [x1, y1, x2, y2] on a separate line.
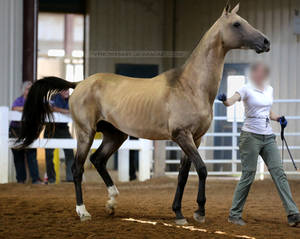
[192, 111, 213, 138]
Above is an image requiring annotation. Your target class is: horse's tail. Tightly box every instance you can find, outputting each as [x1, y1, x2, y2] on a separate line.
[15, 76, 78, 149]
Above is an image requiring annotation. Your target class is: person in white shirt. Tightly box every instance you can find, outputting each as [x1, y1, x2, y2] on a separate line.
[218, 62, 300, 227]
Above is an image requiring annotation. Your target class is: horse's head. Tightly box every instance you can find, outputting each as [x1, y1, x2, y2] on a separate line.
[218, 2, 270, 54]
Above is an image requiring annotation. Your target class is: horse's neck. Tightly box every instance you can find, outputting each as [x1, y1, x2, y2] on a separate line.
[180, 26, 226, 104]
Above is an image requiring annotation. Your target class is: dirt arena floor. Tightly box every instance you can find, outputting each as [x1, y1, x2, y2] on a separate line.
[1, 175, 300, 239]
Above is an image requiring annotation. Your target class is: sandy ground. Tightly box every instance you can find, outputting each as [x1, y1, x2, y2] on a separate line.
[1, 175, 300, 239]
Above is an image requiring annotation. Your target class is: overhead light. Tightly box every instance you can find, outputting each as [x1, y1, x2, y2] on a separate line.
[48, 49, 65, 57]
[72, 50, 84, 58]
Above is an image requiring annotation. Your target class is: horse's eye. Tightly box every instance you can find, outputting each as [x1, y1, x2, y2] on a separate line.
[233, 22, 241, 28]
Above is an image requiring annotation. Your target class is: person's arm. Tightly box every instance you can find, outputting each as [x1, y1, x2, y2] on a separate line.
[52, 106, 69, 114]
[217, 92, 241, 107]
[270, 110, 288, 128]
[12, 97, 24, 112]
[12, 106, 23, 112]
[270, 111, 280, 122]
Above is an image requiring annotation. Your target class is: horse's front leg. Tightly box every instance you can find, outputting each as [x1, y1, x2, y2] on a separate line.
[172, 154, 191, 225]
[172, 131, 207, 224]
[193, 137, 206, 223]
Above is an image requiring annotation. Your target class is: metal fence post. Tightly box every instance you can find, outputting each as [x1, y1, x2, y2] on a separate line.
[138, 139, 152, 181]
[153, 141, 166, 177]
[0, 107, 9, 183]
[118, 148, 129, 182]
[258, 156, 264, 180]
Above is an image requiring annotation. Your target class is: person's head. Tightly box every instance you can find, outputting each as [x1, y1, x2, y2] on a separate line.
[218, 3, 270, 54]
[250, 62, 270, 86]
[60, 90, 69, 99]
[22, 81, 33, 99]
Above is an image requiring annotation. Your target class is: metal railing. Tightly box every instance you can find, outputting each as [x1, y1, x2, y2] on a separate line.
[165, 100, 300, 177]
[0, 107, 153, 184]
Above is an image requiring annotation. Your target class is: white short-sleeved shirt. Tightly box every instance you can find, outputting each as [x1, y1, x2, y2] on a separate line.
[237, 83, 273, 135]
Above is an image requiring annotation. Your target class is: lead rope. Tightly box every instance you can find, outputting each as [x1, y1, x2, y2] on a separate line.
[281, 120, 298, 170]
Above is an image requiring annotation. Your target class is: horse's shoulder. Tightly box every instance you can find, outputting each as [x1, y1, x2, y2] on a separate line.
[159, 67, 184, 87]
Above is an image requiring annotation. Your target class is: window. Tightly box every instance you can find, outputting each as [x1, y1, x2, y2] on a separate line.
[226, 75, 245, 122]
[37, 13, 84, 85]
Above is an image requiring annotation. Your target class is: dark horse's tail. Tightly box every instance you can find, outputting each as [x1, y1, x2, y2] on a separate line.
[16, 76, 78, 149]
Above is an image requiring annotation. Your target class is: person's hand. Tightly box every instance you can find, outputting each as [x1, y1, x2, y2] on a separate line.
[278, 116, 288, 129]
[217, 93, 227, 102]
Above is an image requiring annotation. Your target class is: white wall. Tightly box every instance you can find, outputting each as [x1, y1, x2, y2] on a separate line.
[0, 0, 23, 181]
[0, 0, 23, 106]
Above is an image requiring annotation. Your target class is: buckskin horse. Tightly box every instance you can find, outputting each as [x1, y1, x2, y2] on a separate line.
[16, 2, 270, 225]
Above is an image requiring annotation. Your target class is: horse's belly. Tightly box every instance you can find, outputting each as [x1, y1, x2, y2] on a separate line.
[123, 126, 170, 140]
[110, 116, 170, 140]
[103, 104, 170, 140]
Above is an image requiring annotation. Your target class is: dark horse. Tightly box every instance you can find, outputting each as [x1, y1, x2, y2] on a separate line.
[16, 3, 270, 224]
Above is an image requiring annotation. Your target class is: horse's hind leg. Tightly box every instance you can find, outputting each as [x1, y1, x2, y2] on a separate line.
[90, 121, 128, 214]
[72, 125, 95, 221]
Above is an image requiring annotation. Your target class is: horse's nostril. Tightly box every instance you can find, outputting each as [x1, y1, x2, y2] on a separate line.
[264, 38, 270, 45]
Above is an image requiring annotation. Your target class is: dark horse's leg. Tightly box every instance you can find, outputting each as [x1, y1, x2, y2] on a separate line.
[172, 131, 207, 225]
[72, 126, 95, 221]
[192, 137, 206, 223]
[172, 154, 191, 225]
[90, 121, 128, 214]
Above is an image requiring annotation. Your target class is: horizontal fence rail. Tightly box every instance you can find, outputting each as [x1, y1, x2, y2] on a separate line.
[165, 99, 300, 177]
[0, 107, 152, 183]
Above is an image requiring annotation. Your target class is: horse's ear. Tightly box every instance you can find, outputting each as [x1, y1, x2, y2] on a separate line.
[222, 0, 231, 16]
[231, 3, 240, 14]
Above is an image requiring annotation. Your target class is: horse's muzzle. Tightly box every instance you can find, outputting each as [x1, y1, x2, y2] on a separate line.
[255, 37, 270, 54]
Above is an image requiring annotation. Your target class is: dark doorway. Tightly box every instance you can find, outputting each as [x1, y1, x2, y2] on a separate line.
[116, 64, 159, 78]
[114, 63, 159, 180]
[213, 63, 249, 172]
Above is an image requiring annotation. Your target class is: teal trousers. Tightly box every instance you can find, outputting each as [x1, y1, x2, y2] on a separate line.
[230, 131, 299, 218]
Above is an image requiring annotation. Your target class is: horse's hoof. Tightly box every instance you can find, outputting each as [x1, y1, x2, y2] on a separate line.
[76, 205, 92, 222]
[105, 205, 115, 215]
[175, 218, 188, 225]
[80, 214, 92, 222]
[193, 212, 205, 223]
[105, 200, 116, 215]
